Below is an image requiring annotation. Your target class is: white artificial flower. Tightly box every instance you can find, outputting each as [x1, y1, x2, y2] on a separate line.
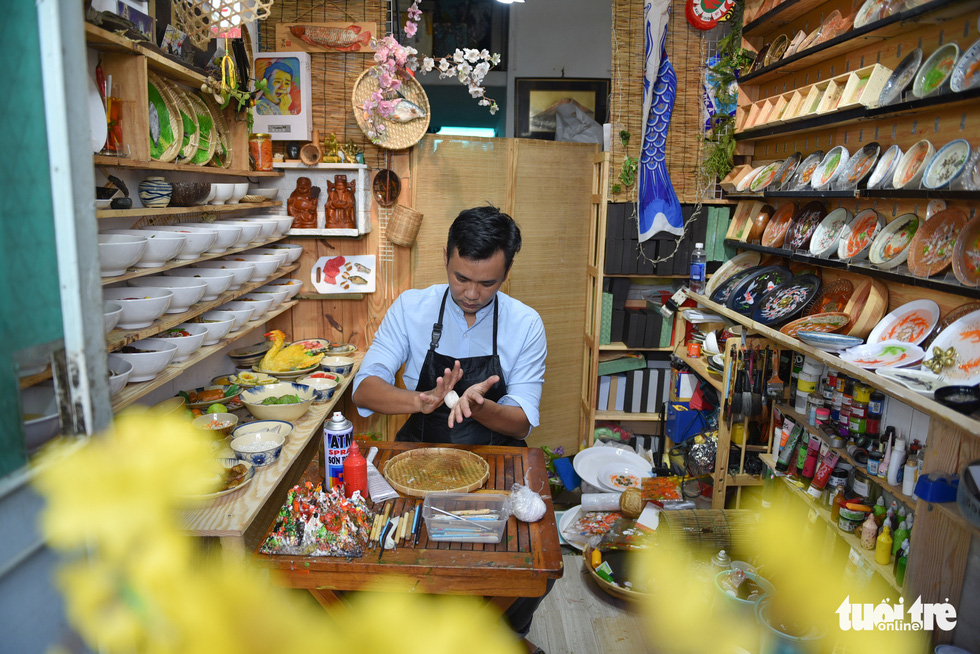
[469, 85, 484, 98]
[452, 50, 465, 64]
[479, 49, 490, 60]
[438, 58, 451, 72]
[473, 62, 490, 81]
[456, 62, 472, 78]
[478, 98, 490, 106]
[464, 48, 480, 63]
[421, 57, 435, 72]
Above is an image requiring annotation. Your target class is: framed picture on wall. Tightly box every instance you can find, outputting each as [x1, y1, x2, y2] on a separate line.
[252, 52, 313, 141]
[514, 78, 610, 140]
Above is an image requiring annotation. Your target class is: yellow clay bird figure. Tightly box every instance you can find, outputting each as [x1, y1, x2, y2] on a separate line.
[258, 330, 327, 372]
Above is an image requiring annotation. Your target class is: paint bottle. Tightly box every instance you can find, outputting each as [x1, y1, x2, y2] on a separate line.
[860, 512, 878, 550]
[902, 453, 917, 496]
[878, 428, 894, 480]
[892, 520, 910, 557]
[873, 496, 887, 526]
[831, 487, 847, 522]
[875, 525, 893, 565]
[342, 440, 368, 500]
[776, 423, 803, 472]
[894, 539, 909, 587]
[323, 411, 353, 491]
[887, 438, 907, 487]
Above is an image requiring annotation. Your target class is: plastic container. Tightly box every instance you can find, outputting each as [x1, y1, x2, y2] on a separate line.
[714, 569, 774, 616]
[422, 492, 507, 543]
[690, 243, 707, 293]
[756, 596, 824, 654]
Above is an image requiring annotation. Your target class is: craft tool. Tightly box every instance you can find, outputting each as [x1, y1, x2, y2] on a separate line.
[365, 447, 400, 501]
[378, 521, 393, 561]
[429, 505, 495, 532]
[410, 505, 421, 546]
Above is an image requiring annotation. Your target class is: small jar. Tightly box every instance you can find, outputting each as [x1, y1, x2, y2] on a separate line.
[868, 391, 886, 417]
[816, 407, 831, 426]
[807, 396, 825, 426]
[853, 383, 873, 404]
[851, 470, 871, 498]
[849, 415, 867, 434]
[249, 133, 273, 171]
[829, 468, 849, 492]
[867, 450, 884, 476]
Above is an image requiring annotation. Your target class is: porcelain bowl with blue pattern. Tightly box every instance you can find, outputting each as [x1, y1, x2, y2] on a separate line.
[230, 431, 285, 467]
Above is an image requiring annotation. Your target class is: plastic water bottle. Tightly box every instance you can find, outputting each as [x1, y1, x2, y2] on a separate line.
[689, 242, 706, 294]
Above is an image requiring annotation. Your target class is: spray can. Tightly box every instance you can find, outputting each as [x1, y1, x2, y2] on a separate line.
[323, 411, 353, 490]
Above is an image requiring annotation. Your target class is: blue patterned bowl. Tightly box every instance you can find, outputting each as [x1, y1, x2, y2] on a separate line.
[138, 176, 172, 208]
[230, 431, 285, 467]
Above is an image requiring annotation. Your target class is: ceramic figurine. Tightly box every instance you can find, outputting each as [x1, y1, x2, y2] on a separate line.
[288, 176, 320, 229]
[325, 175, 356, 229]
[285, 142, 301, 160]
[341, 140, 362, 164]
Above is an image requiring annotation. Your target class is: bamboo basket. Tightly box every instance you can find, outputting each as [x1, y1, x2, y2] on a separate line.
[386, 204, 423, 247]
[382, 448, 489, 498]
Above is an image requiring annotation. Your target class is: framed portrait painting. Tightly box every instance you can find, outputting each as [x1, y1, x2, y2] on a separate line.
[252, 52, 313, 141]
[515, 78, 610, 140]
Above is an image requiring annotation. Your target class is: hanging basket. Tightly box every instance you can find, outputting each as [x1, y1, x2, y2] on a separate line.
[352, 69, 430, 150]
[387, 204, 423, 247]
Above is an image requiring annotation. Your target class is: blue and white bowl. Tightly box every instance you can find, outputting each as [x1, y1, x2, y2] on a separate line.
[232, 419, 295, 440]
[230, 431, 285, 467]
[320, 356, 354, 376]
[297, 375, 338, 402]
[138, 176, 172, 208]
[796, 330, 864, 352]
[240, 382, 314, 421]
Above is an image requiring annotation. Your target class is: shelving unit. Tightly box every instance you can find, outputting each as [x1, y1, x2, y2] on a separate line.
[674, 345, 724, 392]
[93, 154, 283, 178]
[96, 200, 283, 220]
[600, 343, 673, 352]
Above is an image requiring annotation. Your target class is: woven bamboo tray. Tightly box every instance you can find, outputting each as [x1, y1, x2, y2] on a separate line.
[352, 69, 430, 150]
[382, 448, 489, 498]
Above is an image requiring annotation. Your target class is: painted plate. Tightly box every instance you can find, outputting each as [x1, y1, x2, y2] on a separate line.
[726, 266, 793, 315]
[923, 309, 980, 385]
[854, 0, 887, 28]
[950, 37, 980, 92]
[146, 76, 182, 162]
[913, 43, 960, 98]
[751, 43, 772, 73]
[868, 299, 941, 345]
[907, 208, 968, 277]
[736, 165, 767, 192]
[786, 201, 828, 251]
[838, 208, 884, 261]
[923, 139, 971, 189]
[185, 459, 256, 501]
[836, 142, 880, 190]
[952, 215, 980, 287]
[869, 144, 903, 189]
[596, 462, 653, 492]
[797, 330, 864, 351]
[797, 24, 824, 53]
[875, 367, 946, 397]
[938, 303, 980, 333]
[789, 151, 824, 190]
[705, 251, 761, 296]
[868, 213, 920, 270]
[709, 266, 760, 305]
[892, 139, 935, 189]
[814, 10, 844, 46]
[572, 446, 653, 489]
[784, 30, 806, 58]
[752, 275, 821, 325]
[811, 146, 850, 190]
[766, 34, 789, 66]
[749, 161, 782, 192]
[775, 152, 802, 190]
[761, 203, 797, 248]
[840, 340, 926, 370]
[805, 279, 854, 316]
[779, 312, 850, 337]
[876, 48, 922, 107]
[809, 208, 852, 258]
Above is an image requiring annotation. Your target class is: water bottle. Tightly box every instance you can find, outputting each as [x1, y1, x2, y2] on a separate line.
[689, 242, 707, 294]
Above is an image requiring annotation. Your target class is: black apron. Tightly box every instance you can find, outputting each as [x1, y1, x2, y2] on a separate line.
[396, 289, 526, 447]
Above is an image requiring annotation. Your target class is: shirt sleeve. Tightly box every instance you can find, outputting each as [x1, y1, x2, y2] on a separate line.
[352, 294, 412, 417]
[498, 313, 547, 434]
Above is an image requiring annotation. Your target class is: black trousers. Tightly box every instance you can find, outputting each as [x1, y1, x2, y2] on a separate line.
[503, 577, 556, 638]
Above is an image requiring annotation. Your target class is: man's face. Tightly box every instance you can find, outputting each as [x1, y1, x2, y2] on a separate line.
[444, 247, 508, 316]
[269, 70, 292, 102]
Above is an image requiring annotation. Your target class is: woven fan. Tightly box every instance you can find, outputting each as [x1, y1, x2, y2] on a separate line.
[201, 92, 233, 169]
[352, 69, 431, 150]
[382, 448, 489, 498]
[159, 78, 200, 164]
[185, 92, 218, 165]
[147, 72, 184, 162]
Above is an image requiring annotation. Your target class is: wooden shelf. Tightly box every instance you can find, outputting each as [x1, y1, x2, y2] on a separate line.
[106, 263, 299, 352]
[111, 301, 297, 412]
[594, 411, 663, 421]
[730, 189, 980, 200]
[674, 345, 724, 391]
[19, 368, 53, 389]
[85, 22, 208, 87]
[599, 343, 673, 352]
[97, 200, 283, 219]
[93, 155, 283, 178]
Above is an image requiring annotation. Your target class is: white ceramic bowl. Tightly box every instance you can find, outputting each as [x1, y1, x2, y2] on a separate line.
[232, 419, 295, 440]
[101, 229, 184, 268]
[249, 247, 292, 265]
[210, 183, 235, 205]
[230, 431, 285, 467]
[102, 287, 173, 329]
[240, 382, 315, 421]
[196, 185, 217, 206]
[21, 385, 60, 453]
[182, 222, 243, 252]
[191, 412, 240, 437]
[266, 244, 303, 264]
[209, 306, 252, 331]
[198, 311, 238, 343]
[892, 140, 936, 189]
[191, 260, 255, 290]
[248, 185, 280, 200]
[112, 338, 178, 382]
[320, 356, 355, 376]
[141, 226, 216, 260]
[923, 139, 972, 189]
[297, 375, 338, 402]
[98, 234, 148, 277]
[253, 285, 291, 309]
[106, 353, 134, 396]
[251, 215, 293, 237]
[157, 322, 209, 362]
[232, 218, 278, 240]
[103, 301, 123, 334]
[228, 182, 249, 204]
[220, 221, 263, 245]
[167, 226, 221, 254]
[264, 279, 303, 299]
[222, 254, 279, 281]
[218, 301, 259, 323]
[163, 268, 235, 301]
[126, 276, 207, 313]
[237, 293, 275, 316]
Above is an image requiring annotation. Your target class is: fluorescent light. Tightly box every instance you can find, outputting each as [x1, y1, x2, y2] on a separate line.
[436, 126, 496, 137]
[496, 0, 525, 4]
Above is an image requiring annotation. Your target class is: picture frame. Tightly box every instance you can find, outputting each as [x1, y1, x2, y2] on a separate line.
[515, 78, 610, 140]
[252, 52, 313, 141]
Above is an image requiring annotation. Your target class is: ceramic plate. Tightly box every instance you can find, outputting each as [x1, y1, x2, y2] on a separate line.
[775, 152, 802, 190]
[185, 458, 255, 501]
[811, 146, 850, 190]
[752, 275, 821, 325]
[761, 203, 797, 248]
[950, 37, 980, 92]
[88, 72, 107, 153]
[749, 161, 783, 192]
[736, 165, 766, 192]
[809, 208, 852, 258]
[868, 213, 919, 270]
[726, 266, 793, 315]
[892, 139, 935, 189]
[252, 362, 321, 380]
[751, 43, 772, 73]
[765, 34, 789, 66]
[596, 462, 653, 492]
[869, 144, 903, 189]
[913, 43, 960, 98]
[797, 330, 864, 351]
[789, 152, 825, 190]
[786, 201, 828, 251]
[572, 447, 653, 489]
[180, 385, 243, 410]
[557, 505, 586, 551]
[868, 299, 941, 345]
[814, 10, 845, 46]
[907, 208, 968, 277]
[875, 367, 946, 397]
[854, 0, 886, 28]
[838, 209, 884, 261]
[923, 139, 971, 189]
[938, 303, 980, 333]
[705, 251, 761, 296]
[805, 279, 853, 316]
[797, 25, 824, 53]
[709, 266, 759, 305]
[840, 340, 926, 370]
[877, 49, 922, 107]
[952, 215, 980, 287]
[784, 30, 806, 58]
[923, 309, 980, 385]
[779, 312, 850, 337]
[836, 142, 880, 190]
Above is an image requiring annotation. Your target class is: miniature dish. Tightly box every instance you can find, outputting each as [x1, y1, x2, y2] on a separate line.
[952, 214, 980, 286]
[811, 146, 850, 190]
[761, 203, 797, 248]
[892, 139, 935, 189]
[868, 299, 940, 346]
[752, 275, 821, 326]
[265, 278, 303, 300]
[749, 161, 782, 192]
[297, 375, 339, 402]
[156, 323, 209, 362]
[266, 244, 304, 264]
[868, 213, 919, 270]
[228, 341, 272, 365]
[102, 287, 173, 330]
[127, 276, 207, 313]
[809, 208, 852, 258]
[705, 252, 761, 296]
[912, 43, 960, 98]
[247, 247, 290, 267]
[868, 144, 902, 189]
[835, 142, 880, 190]
[922, 139, 971, 189]
[210, 306, 251, 332]
[838, 209, 884, 261]
[950, 37, 980, 92]
[907, 208, 968, 278]
[220, 301, 260, 323]
[736, 165, 766, 192]
[163, 268, 235, 301]
[839, 340, 925, 370]
[240, 382, 315, 421]
[788, 151, 824, 190]
[726, 266, 793, 315]
[220, 371, 280, 387]
[253, 285, 292, 309]
[596, 462, 652, 492]
[765, 34, 789, 66]
[854, 0, 887, 28]
[180, 384, 243, 409]
[181, 221, 242, 252]
[321, 356, 355, 376]
[779, 312, 850, 337]
[248, 214, 293, 237]
[774, 152, 802, 190]
[877, 48, 922, 107]
[232, 217, 279, 240]
[925, 308, 980, 386]
[98, 234, 148, 277]
[113, 338, 178, 382]
[192, 412, 240, 438]
[875, 367, 945, 397]
[247, 185, 280, 200]
[232, 419, 295, 440]
[230, 431, 285, 467]
[196, 311, 236, 345]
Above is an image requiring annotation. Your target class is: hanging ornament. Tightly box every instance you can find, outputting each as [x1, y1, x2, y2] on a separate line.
[685, 0, 737, 30]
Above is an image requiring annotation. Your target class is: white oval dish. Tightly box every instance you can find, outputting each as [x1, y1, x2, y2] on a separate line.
[867, 299, 940, 346]
[868, 213, 919, 270]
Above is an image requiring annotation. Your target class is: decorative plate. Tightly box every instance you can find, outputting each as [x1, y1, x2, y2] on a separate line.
[779, 312, 850, 337]
[952, 215, 980, 287]
[749, 161, 782, 192]
[146, 73, 183, 163]
[761, 203, 797, 248]
[752, 275, 821, 325]
[875, 367, 946, 397]
[809, 208, 852, 258]
[797, 330, 864, 351]
[383, 448, 490, 498]
[180, 385, 243, 410]
[252, 362, 322, 380]
[705, 251, 761, 296]
[840, 340, 926, 370]
[709, 266, 759, 305]
[789, 151, 825, 190]
[938, 303, 980, 332]
[814, 10, 845, 46]
[775, 152, 802, 190]
[751, 43, 772, 73]
[907, 208, 968, 277]
[877, 48, 922, 107]
[922, 309, 980, 385]
[784, 30, 807, 58]
[868, 213, 919, 270]
[836, 142, 880, 190]
[838, 208, 884, 261]
[854, 0, 887, 28]
[185, 92, 218, 166]
[726, 266, 793, 315]
[811, 146, 850, 190]
[596, 462, 653, 491]
[746, 204, 776, 243]
[912, 43, 960, 98]
[892, 139, 935, 189]
[736, 165, 766, 192]
[805, 279, 853, 316]
[869, 144, 903, 189]
[184, 459, 255, 501]
[950, 37, 980, 92]
[797, 24, 824, 53]
[786, 201, 828, 251]
[868, 299, 941, 345]
[923, 139, 971, 189]
[765, 34, 789, 66]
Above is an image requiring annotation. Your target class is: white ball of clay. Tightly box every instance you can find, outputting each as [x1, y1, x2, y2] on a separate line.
[444, 390, 460, 409]
[510, 486, 547, 522]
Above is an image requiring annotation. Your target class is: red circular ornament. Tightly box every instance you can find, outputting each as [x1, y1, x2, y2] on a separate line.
[686, 0, 737, 30]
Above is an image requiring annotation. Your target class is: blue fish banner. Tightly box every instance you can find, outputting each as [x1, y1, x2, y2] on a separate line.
[638, 0, 683, 241]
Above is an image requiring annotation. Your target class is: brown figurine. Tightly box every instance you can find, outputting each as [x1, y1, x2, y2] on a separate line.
[287, 176, 319, 229]
[325, 174, 356, 229]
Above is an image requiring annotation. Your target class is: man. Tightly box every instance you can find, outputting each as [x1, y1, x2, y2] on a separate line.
[255, 61, 294, 115]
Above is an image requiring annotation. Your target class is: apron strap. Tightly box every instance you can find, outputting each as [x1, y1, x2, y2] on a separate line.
[429, 288, 450, 351]
[492, 293, 498, 356]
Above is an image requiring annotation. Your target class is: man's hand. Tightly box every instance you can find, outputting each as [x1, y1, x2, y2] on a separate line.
[447, 375, 500, 428]
[417, 360, 463, 414]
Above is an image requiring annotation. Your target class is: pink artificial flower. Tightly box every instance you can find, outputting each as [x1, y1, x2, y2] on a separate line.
[404, 21, 417, 38]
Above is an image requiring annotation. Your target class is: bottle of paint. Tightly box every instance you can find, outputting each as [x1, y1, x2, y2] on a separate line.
[875, 525, 893, 565]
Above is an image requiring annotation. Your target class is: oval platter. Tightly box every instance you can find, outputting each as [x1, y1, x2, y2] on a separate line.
[868, 213, 919, 270]
[912, 43, 960, 99]
[726, 266, 793, 315]
[924, 309, 980, 386]
[809, 207, 852, 258]
[789, 151, 824, 190]
[811, 146, 850, 190]
[761, 203, 797, 248]
[705, 251, 761, 296]
[779, 312, 850, 337]
[923, 139, 971, 190]
[709, 266, 760, 306]
[951, 214, 980, 287]
[907, 208, 968, 278]
[797, 330, 864, 351]
[838, 208, 884, 261]
[775, 152, 802, 190]
[867, 299, 941, 346]
[752, 275, 821, 326]
[840, 340, 926, 370]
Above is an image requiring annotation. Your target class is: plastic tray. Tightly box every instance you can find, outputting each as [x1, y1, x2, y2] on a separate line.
[422, 492, 507, 543]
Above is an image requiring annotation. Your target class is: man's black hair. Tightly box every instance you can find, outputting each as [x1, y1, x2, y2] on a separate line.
[446, 205, 522, 271]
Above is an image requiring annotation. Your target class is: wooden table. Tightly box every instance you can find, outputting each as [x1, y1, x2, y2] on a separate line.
[254, 441, 564, 610]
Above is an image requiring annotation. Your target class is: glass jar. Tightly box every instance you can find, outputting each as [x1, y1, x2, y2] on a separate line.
[249, 133, 273, 171]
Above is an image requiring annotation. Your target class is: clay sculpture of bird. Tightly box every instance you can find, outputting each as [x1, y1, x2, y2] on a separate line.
[258, 330, 327, 372]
